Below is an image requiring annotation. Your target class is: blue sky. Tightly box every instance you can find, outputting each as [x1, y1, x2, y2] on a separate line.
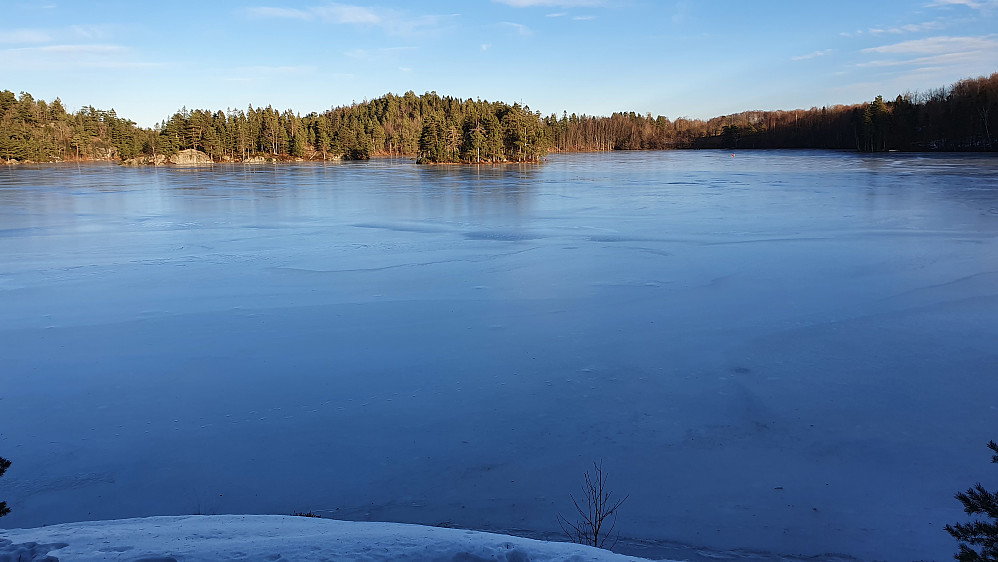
[2, 0, 997, 127]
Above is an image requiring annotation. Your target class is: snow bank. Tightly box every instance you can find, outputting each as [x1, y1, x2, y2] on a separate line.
[0, 515, 659, 561]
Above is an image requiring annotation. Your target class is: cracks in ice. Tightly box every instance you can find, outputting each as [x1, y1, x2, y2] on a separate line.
[876, 269, 998, 305]
[268, 247, 542, 274]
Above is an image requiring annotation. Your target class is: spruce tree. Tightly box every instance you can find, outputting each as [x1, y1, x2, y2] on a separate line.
[0, 456, 10, 518]
[946, 441, 998, 561]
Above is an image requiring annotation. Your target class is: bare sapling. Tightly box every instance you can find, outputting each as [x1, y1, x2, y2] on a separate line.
[558, 460, 629, 549]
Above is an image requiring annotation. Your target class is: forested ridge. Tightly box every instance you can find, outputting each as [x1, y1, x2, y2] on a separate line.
[1, 71, 995, 165]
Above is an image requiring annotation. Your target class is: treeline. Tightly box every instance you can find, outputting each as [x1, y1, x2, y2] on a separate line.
[692, 72, 997, 152]
[0, 90, 548, 164]
[150, 92, 547, 163]
[544, 72, 997, 153]
[2, 72, 996, 164]
[0, 90, 146, 162]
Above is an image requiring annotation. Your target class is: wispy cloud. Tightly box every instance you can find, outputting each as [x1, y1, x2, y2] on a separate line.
[32, 44, 126, 54]
[70, 24, 113, 40]
[671, 1, 692, 24]
[899, 20, 946, 32]
[857, 51, 984, 68]
[314, 4, 382, 24]
[859, 34, 998, 76]
[344, 46, 416, 60]
[1, 43, 162, 70]
[226, 66, 351, 83]
[863, 34, 997, 55]
[843, 12, 953, 38]
[233, 65, 318, 74]
[0, 24, 113, 45]
[246, 3, 454, 35]
[542, 12, 595, 21]
[867, 20, 945, 34]
[926, 0, 998, 11]
[792, 48, 834, 61]
[248, 3, 372, 23]
[493, 0, 603, 6]
[0, 29, 51, 43]
[245, 7, 312, 20]
[500, 21, 533, 36]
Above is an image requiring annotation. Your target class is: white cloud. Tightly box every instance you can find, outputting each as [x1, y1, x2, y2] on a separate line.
[671, 1, 692, 24]
[844, 15, 946, 38]
[313, 4, 382, 25]
[926, 0, 998, 10]
[234, 65, 318, 74]
[867, 20, 945, 34]
[344, 46, 416, 60]
[1, 43, 162, 70]
[34, 44, 126, 54]
[898, 21, 945, 32]
[493, 0, 603, 7]
[245, 4, 453, 35]
[500, 22, 532, 35]
[858, 53, 963, 68]
[0, 29, 51, 43]
[70, 24, 112, 40]
[245, 7, 313, 20]
[792, 49, 834, 61]
[0, 24, 116, 46]
[862, 34, 998, 55]
[226, 66, 352, 84]
[858, 34, 998, 78]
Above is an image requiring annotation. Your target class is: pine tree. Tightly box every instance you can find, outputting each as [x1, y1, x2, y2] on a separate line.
[418, 114, 445, 162]
[946, 441, 998, 561]
[0, 456, 10, 518]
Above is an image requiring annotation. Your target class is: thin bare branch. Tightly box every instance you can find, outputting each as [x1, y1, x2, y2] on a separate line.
[558, 460, 628, 549]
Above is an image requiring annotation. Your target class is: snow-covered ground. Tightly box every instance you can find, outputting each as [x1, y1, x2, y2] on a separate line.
[0, 515, 657, 561]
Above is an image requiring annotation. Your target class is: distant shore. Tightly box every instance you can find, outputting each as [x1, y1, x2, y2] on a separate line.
[4, 72, 992, 166]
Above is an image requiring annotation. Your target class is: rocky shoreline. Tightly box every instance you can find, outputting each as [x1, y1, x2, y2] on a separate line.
[120, 149, 346, 166]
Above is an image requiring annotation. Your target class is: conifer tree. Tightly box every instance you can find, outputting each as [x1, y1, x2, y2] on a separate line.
[0, 456, 10, 518]
[946, 441, 998, 561]
[418, 114, 445, 162]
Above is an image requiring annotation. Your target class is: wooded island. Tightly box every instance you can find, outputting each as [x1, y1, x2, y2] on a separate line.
[1, 72, 995, 165]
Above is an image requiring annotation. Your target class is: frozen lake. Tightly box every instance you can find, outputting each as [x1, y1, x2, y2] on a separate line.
[1, 151, 997, 560]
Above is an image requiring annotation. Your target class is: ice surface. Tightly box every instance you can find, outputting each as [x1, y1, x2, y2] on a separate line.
[1, 152, 998, 560]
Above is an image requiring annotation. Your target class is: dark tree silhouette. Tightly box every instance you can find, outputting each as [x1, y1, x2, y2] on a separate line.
[558, 460, 628, 549]
[946, 441, 998, 561]
[0, 456, 10, 518]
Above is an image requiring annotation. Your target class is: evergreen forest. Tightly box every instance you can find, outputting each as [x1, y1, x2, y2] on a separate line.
[1, 71, 995, 165]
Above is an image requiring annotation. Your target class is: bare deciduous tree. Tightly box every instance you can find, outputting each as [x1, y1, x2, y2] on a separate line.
[558, 460, 628, 549]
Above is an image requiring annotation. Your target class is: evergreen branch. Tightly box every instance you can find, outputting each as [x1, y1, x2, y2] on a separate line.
[947, 441, 998, 560]
[0, 456, 9, 518]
